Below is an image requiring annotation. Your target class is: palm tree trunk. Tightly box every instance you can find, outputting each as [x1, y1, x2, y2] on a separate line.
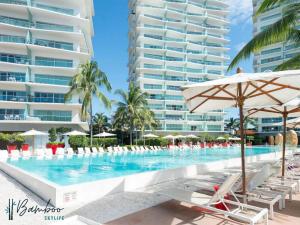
[130, 129, 133, 146]
[90, 101, 93, 146]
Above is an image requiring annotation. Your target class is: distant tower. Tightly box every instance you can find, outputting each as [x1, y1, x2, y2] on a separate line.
[128, 0, 230, 134]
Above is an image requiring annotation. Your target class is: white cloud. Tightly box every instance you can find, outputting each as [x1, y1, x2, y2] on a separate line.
[226, 0, 253, 25]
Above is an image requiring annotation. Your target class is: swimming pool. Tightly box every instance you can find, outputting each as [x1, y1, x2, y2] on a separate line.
[6, 146, 280, 186]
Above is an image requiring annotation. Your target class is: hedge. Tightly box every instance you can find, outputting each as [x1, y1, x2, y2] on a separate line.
[69, 136, 117, 149]
[0, 133, 25, 149]
[137, 138, 169, 146]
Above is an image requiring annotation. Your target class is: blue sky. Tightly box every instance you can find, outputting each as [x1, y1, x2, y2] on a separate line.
[92, 0, 254, 118]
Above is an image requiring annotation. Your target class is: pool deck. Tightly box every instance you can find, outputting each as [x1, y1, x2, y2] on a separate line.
[1, 158, 300, 225]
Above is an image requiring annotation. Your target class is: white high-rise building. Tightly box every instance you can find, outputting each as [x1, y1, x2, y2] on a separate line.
[252, 0, 300, 134]
[128, 0, 229, 134]
[0, 0, 94, 132]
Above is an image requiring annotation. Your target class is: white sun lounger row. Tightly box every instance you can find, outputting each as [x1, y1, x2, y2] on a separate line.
[159, 173, 269, 225]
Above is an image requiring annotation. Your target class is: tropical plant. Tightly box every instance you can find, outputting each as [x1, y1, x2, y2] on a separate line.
[228, 0, 300, 71]
[113, 82, 158, 145]
[48, 128, 57, 143]
[225, 117, 239, 134]
[93, 113, 111, 134]
[65, 61, 112, 145]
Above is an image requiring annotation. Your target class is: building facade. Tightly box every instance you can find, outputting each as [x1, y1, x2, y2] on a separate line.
[0, 0, 94, 132]
[252, 0, 300, 134]
[128, 0, 229, 134]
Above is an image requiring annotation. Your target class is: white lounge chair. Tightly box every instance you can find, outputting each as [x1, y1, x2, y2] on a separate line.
[35, 149, 44, 157]
[45, 148, 53, 158]
[22, 150, 31, 158]
[91, 147, 98, 155]
[66, 148, 74, 155]
[56, 148, 65, 155]
[98, 147, 105, 154]
[0, 150, 8, 161]
[84, 147, 91, 155]
[160, 173, 269, 225]
[77, 147, 84, 155]
[185, 170, 282, 219]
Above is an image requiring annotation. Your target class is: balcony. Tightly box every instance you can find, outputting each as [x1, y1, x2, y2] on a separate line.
[0, 95, 27, 102]
[0, 72, 26, 82]
[0, 34, 25, 44]
[0, 54, 30, 64]
[0, 0, 75, 16]
[0, 16, 76, 33]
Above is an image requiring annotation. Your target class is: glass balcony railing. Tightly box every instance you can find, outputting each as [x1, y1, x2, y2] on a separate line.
[35, 74, 71, 86]
[0, 95, 27, 102]
[33, 110, 72, 122]
[0, 16, 75, 33]
[0, 54, 29, 64]
[31, 97, 65, 104]
[0, 0, 75, 16]
[33, 2, 74, 16]
[0, 114, 25, 120]
[34, 39, 74, 51]
[0, 0, 27, 5]
[0, 16, 32, 27]
[35, 57, 73, 68]
[0, 72, 26, 82]
[0, 34, 25, 43]
[36, 22, 73, 32]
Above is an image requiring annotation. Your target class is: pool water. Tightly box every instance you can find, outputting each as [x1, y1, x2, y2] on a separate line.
[6, 146, 280, 186]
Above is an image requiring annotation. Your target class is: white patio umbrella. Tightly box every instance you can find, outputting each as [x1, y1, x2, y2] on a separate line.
[64, 130, 88, 136]
[163, 135, 175, 145]
[229, 137, 241, 141]
[182, 68, 300, 194]
[174, 135, 186, 139]
[94, 132, 116, 138]
[186, 134, 198, 138]
[217, 136, 226, 140]
[246, 98, 300, 176]
[143, 133, 159, 138]
[19, 129, 48, 153]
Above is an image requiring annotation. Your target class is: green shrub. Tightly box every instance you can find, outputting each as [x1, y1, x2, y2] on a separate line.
[93, 138, 118, 148]
[0, 133, 25, 149]
[48, 128, 57, 143]
[137, 138, 168, 146]
[69, 136, 88, 149]
[68, 136, 117, 149]
[253, 135, 264, 145]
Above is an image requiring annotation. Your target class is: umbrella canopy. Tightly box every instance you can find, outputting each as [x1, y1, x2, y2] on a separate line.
[174, 135, 186, 139]
[186, 134, 198, 138]
[182, 68, 300, 194]
[94, 132, 116, 137]
[246, 98, 300, 176]
[217, 136, 226, 140]
[229, 137, 241, 141]
[163, 135, 175, 139]
[64, 130, 87, 136]
[143, 133, 159, 138]
[19, 129, 47, 136]
[19, 129, 47, 154]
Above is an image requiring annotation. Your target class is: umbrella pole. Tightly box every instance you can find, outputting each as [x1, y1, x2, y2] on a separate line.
[282, 108, 288, 177]
[238, 83, 246, 196]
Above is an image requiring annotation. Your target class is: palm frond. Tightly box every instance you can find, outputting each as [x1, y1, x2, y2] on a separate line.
[275, 53, 300, 70]
[228, 10, 297, 71]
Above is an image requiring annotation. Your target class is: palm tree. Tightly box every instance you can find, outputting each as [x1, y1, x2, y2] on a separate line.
[228, 0, 300, 71]
[65, 61, 112, 145]
[93, 113, 111, 134]
[113, 82, 157, 145]
[225, 117, 239, 134]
